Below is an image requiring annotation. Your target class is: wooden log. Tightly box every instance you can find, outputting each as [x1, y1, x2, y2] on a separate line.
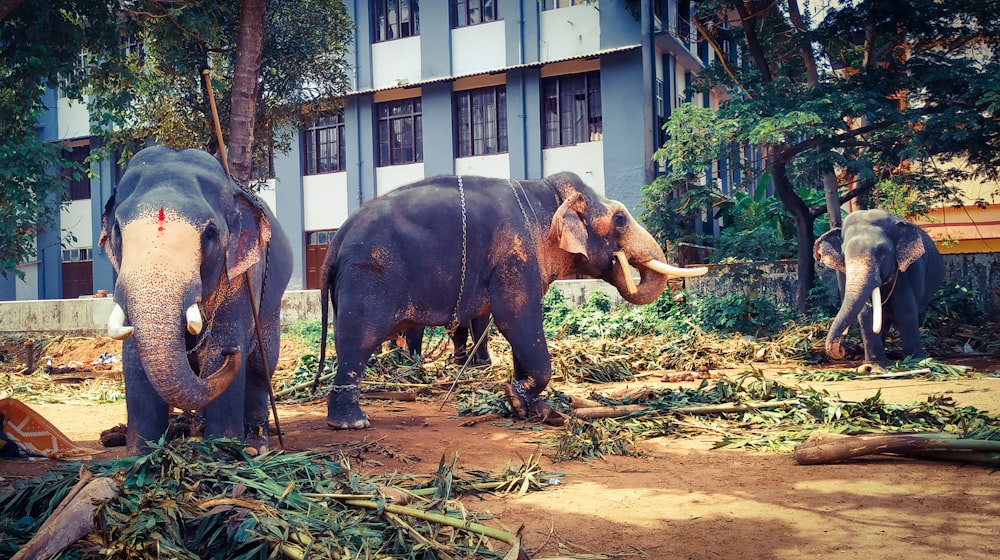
[12, 465, 119, 560]
[363, 391, 417, 402]
[794, 431, 1000, 465]
[572, 404, 647, 419]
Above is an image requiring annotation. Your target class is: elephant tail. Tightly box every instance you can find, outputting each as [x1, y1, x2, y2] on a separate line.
[313, 260, 336, 392]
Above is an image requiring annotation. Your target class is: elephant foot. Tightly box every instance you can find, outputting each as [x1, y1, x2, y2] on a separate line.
[856, 363, 886, 374]
[245, 420, 270, 454]
[326, 388, 371, 430]
[454, 353, 492, 368]
[503, 382, 564, 426]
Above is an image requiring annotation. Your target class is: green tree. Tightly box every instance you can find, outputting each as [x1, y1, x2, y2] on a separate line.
[0, 0, 352, 279]
[641, 0, 1000, 313]
[0, 0, 120, 278]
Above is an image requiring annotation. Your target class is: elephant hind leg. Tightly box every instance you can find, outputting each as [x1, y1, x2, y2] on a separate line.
[327, 326, 385, 430]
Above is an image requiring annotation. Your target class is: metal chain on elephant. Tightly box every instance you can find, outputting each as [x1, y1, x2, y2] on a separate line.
[448, 176, 468, 332]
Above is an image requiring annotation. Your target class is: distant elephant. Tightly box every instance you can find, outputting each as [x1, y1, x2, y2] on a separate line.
[317, 172, 707, 428]
[814, 209, 944, 368]
[99, 146, 292, 455]
[403, 315, 493, 367]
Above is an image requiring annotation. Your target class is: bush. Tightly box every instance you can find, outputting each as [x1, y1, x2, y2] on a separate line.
[687, 293, 790, 336]
[925, 283, 986, 329]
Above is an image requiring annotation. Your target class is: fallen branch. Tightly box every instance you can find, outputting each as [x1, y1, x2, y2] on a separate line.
[571, 399, 801, 420]
[794, 431, 1000, 465]
[12, 465, 119, 560]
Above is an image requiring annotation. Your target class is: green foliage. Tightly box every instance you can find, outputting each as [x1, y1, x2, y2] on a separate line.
[541, 290, 677, 339]
[0, 1, 121, 277]
[686, 293, 790, 336]
[925, 283, 987, 330]
[87, 0, 354, 172]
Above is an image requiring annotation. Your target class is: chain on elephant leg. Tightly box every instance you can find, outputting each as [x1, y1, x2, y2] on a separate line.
[326, 380, 371, 429]
[504, 379, 564, 426]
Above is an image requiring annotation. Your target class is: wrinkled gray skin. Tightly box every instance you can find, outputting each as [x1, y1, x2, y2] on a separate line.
[317, 172, 707, 429]
[100, 146, 292, 455]
[814, 209, 944, 367]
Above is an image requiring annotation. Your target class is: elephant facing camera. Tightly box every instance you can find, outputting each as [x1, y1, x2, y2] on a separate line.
[100, 146, 292, 455]
[814, 209, 944, 369]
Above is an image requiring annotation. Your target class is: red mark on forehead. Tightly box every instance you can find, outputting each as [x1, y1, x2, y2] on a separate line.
[158, 207, 165, 232]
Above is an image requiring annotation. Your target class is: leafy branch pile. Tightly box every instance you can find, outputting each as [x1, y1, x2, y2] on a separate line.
[0, 438, 546, 559]
[451, 372, 1000, 461]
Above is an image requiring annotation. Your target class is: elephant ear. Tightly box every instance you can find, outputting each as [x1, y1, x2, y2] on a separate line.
[895, 220, 926, 271]
[547, 192, 589, 258]
[226, 191, 273, 280]
[814, 228, 845, 272]
[98, 193, 120, 271]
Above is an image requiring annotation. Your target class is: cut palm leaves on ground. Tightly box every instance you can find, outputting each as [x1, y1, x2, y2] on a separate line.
[0, 438, 547, 559]
[785, 357, 978, 382]
[455, 373, 1000, 461]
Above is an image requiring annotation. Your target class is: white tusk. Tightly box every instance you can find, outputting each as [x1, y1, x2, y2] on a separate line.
[186, 304, 203, 335]
[613, 251, 638, 295]
[871, 286, 882, 334]
[107, 303, 135, 340]
[643, 259, 709, 278]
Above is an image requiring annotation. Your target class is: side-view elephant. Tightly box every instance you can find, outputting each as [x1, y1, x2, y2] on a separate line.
[317, 172, 707, 428]
[814, 209, 944, 368]
[403, 315, 493, 367]
[100, 146, 292, 455]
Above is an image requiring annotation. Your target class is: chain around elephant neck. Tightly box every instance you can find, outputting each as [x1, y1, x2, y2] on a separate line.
[508, 178, 536, 229]
[449, 176, 468, 331]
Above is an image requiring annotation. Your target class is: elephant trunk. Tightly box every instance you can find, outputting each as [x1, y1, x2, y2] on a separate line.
[826, 267, 879, 360]
[613, 227, 708, 306]
[122, 283, 241, 411]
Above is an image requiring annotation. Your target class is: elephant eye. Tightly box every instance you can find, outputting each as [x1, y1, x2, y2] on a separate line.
[612, 211, 628, 229]
[203, 223, 220, 244]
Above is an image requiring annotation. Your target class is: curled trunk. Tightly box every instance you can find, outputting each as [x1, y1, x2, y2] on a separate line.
[826, 271, 878, 360]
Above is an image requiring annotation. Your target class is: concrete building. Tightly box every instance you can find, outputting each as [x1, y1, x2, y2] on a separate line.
[4, 0, 725, 301]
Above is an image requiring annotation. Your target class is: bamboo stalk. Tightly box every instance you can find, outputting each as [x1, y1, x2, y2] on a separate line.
[794, 431, 1000, 465]
[343, 499, 523, 548]
[572, 399, 801, 420]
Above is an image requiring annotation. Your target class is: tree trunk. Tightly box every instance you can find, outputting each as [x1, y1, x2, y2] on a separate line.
[228, 0, 267, 185]
[771, 156, 815, 314]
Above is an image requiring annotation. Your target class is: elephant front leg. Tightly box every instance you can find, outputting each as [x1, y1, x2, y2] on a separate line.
[497, 321, 562, 425]
[857, 306, 889, 367]
[122, 341, 171, 455]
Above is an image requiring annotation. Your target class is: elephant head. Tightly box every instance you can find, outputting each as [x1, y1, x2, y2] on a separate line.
[814, 209, 927, 360]
[99, 146, 272, 411]
[546, 175, 707, 305]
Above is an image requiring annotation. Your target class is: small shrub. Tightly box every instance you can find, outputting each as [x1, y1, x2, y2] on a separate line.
[925, 283, 986, 329]
[688, 293, 790, 336]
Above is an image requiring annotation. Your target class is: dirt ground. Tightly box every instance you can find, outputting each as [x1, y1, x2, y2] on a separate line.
[1, 336, 999, 559]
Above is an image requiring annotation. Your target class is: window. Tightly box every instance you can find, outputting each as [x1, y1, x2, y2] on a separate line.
[303, 114, 346, 175]
[377, 98, 423, 166]
[62, 141, 91, 201]
[542, 0, 588, 9]
[455, 86, 507, 157]
[452, 0, 497, 27]
[542, 71, 602, 147]
[373, 0, 419, 42]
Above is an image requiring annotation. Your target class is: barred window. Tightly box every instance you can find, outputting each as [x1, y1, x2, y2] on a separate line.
[452, 0, 497, 28]
[542, 0, 588, 9]
[303, 114, 346, 175]
[542, 71, 602, 147]
[455, 85, 507, 157]
[377, 98, 423, 166]
[373, 0, 420, 43]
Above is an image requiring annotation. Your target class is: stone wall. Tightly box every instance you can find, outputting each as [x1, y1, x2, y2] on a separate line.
[1, 253, 996, 335]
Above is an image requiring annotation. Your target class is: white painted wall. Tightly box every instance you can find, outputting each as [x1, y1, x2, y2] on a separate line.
[372, 37, 422, 89]
[302, 173, 350, 231]
[455, 153, 510, 178]
[60, 200, 93, 248]
[542, 141, 605, 195]
[539, 4, 601, 62]
[452, 21, 506, 76]
[375, 163, 425, 195]
[15, 263, 39, 300]
[55, 97, 90, 139]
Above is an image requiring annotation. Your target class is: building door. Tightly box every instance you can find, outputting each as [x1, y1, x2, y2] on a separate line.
[61, 248, 93, 299]
[305, 230, 336, 289]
